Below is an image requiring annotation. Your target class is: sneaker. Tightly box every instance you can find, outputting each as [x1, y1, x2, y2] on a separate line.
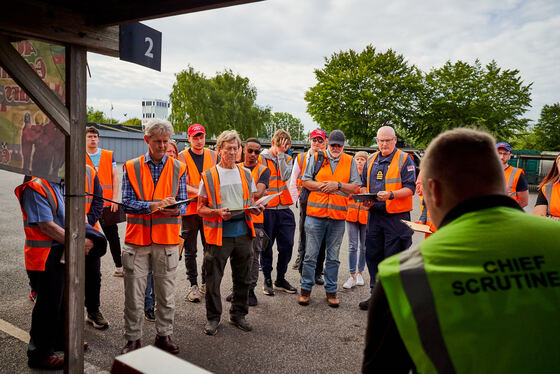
[263, 278, 275, 296]
[187, 285, 201, 303]
[113, 267, 124, 277]
[356, 273, 365, 286]
[204, 320, 220, 336]
[225, 293, 233, 302]
[229, 317, 252, 332]
[359, 296, 371, 311]
[86, 311, 109, 330]
[29, 290, 37, 303]
[274, 279, 297, 294]
[199, 283, 206, 294]
[144, 309, 155, 322]
[248, 289, 258, 306]
[343, 276, 356, 289]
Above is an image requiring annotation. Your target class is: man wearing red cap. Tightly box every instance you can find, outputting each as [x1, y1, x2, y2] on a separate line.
[289, 129, 328, 284]
[496, 142, 528, 208]
[178, 124, 217, 302]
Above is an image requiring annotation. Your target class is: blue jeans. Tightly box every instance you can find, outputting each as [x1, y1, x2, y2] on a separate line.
[346, 221, 366, 274]
[144, 263, 154, 311]
[301, 216, 345, 293]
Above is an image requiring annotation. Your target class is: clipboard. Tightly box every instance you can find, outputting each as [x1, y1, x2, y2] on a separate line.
[352, 193, 378, 203]
[400, 220, 432, 234]
[160, 198, 196, 210]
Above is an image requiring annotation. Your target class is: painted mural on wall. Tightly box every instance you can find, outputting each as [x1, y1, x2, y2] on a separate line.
[0, 40, 66, 181]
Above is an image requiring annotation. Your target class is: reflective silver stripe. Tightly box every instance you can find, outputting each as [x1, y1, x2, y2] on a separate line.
[399, 249, 456, 374]
[85, 165, 93, 194]
[385, 177, 402, 184]
[506, 167, 518, 196]
[267, 185, 288, 192]
[25, 239, 52, 248]
[132, 157, 145, 201]
[101, 184, 112, 190]
[210, 150, 217, 165]
[171, 158, 181, 198]
[127, 216, 151, 226]
[33, 179, 57, 218]
[152, 217, 181, 225]
[270, 176, 281, 181]
[85, 196, 92, 204]
[307, 201, 347, 212]
[204, 220, 221, 228]
[204, 169, 223, 209]
[545, 182, 553, 216]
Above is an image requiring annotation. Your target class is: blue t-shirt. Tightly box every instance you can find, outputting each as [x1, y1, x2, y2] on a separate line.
[22, 182, 65, 243]
[87, 149, 116, 169]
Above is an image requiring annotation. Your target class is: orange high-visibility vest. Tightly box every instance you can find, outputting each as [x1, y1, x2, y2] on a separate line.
[124, 155, 186, 246]
[85, 165, 100, 231]
[542, 181, 560, 217]
[240, 162, 267, 224]
[15, 178, 59, 271]
[178, 148, 217, 215]
[261, 154, 293, 207]
[346, 195, 368, 225]
[504, 165, 525, 202]
[86, 149, 114, 207]
[201, 164, 256, 246]
[307, 152, 353, 220]
[296, 152, 309, 195]
[419, 196, 437, 238]
[366, 149, 413, 213]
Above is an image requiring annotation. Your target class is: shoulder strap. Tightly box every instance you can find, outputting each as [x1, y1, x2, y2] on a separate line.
[312, 151, 325, 180]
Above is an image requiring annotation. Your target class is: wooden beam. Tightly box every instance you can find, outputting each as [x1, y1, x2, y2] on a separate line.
[0, 2, 119, 57]
[64, 44, 87, 374]
[0, 35, 70, 135]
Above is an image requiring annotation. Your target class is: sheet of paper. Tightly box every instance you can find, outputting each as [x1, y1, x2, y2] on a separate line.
[400, 220, 433, 234]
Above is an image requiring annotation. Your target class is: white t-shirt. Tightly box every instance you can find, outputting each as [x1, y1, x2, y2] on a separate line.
[199, 165, 257, 211]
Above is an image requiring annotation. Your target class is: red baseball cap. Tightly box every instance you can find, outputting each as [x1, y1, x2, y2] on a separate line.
[310, 129, 326, 140]
[188, 124, 206, 137]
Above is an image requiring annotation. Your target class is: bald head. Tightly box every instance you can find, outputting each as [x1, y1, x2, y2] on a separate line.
[376, 126, 397, 156]
[421, 128, 506, 227]
[377, 126, 396, 138]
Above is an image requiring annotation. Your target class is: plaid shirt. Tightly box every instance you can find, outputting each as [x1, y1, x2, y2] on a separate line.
[122, 152, 188, 215]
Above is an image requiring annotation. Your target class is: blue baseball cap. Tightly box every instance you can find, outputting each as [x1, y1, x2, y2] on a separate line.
[496, 142, 512, 152]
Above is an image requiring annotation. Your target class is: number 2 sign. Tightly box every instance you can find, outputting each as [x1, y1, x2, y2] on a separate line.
[119, 23, 162, 71]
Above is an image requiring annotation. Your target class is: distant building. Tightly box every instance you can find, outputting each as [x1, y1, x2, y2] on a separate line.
[141, 99, 169, 128]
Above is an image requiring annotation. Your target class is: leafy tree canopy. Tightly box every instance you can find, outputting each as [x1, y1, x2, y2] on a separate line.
[265, 112, 305, 141]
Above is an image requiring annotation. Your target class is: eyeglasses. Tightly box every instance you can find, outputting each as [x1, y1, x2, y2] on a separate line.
[312, 137, 324, 144]
[247, 149, 261, 155]
[497, 152, 510, 156]
[376, 138, 395, 144]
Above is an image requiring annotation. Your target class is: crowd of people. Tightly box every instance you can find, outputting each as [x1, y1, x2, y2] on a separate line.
[14, 119, 560, 371]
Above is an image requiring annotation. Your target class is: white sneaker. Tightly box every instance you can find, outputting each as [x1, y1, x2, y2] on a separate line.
[187, 285, 201, 302]
[356, 273, 365, 286]
[343, 276, 356, 289]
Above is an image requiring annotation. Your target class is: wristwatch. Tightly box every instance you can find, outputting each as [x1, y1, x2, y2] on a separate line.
[337, 182, 342, 190]
[389, 191, 394, 200]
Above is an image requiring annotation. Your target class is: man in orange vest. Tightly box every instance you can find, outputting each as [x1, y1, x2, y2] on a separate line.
[85, 126, 124, 276]
[120, 119, 187, 355]
[289, 129, 328, 285]
[260, 129, 297, 295]
[15, 178, 105, 370]
[298, 130, 361, 307]
[197, 130, 264, 336]
[178, 124, 217, 303]
[359, 126, 416, 311]
[496, 142, 528, 208]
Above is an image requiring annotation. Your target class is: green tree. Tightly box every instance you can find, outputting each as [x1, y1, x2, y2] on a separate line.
[265, 112, 305, 140]
[169, 66, 269, 139]
[410, 60, 532, 146]
[87, 106, 106, 123]
[305, 46, 423, 146]
[533, 103, 560, 151]
[124, 118, 142, 127]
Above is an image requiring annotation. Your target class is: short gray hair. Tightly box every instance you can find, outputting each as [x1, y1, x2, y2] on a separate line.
[145, 119, 174, 137]
[355, 151, 369, 160]
[216, 130, 241, 150]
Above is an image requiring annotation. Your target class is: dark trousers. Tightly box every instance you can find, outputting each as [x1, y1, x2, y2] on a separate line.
[297, 201, 326, 276]
[27, 246, 65, 361]
[365, 211, 413, 291]
[181, 214, 207, 286]
[85, 254, 101, 313]
[204, 235, 253, 322]
[102, 223, 122, 268]
[261, 208, 296, 281]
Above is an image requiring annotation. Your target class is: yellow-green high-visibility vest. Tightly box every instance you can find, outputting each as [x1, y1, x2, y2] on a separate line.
[379, 204, 560, 374]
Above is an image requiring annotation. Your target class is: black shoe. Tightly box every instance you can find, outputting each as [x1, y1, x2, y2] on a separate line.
[144, 309, 155, 322]
[225, 292, 233, 302]
[359, 297, 371, 311]
[248, 289, 258, 306]
[229, 317, 252, 332]
[263, 278, 275, 296]
[315, 275, 325, 285]
[274, 279, 297, 294]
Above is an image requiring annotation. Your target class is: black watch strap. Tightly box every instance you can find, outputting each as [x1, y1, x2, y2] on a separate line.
[338, 182, 342, 190]
[389, 191, 394, 200]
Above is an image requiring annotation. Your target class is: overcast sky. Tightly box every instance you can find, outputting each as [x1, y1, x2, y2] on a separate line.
[86, 0, 560, 133]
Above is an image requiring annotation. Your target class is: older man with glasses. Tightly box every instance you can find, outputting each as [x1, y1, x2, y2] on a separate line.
[359, 126, 416, 311]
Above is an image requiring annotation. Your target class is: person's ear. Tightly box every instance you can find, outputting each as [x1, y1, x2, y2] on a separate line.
[426, 178, 442, 208]
[144, 135, 150, 145]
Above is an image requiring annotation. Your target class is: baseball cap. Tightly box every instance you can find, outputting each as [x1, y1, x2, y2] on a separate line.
[328, 130, 345, 146]
[188, 124, 206, 137]
[496, 142, 512, 152]
[310, 129, 326, 140]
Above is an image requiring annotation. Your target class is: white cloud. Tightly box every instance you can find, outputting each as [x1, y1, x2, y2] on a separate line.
[87, 0, 560, 132]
